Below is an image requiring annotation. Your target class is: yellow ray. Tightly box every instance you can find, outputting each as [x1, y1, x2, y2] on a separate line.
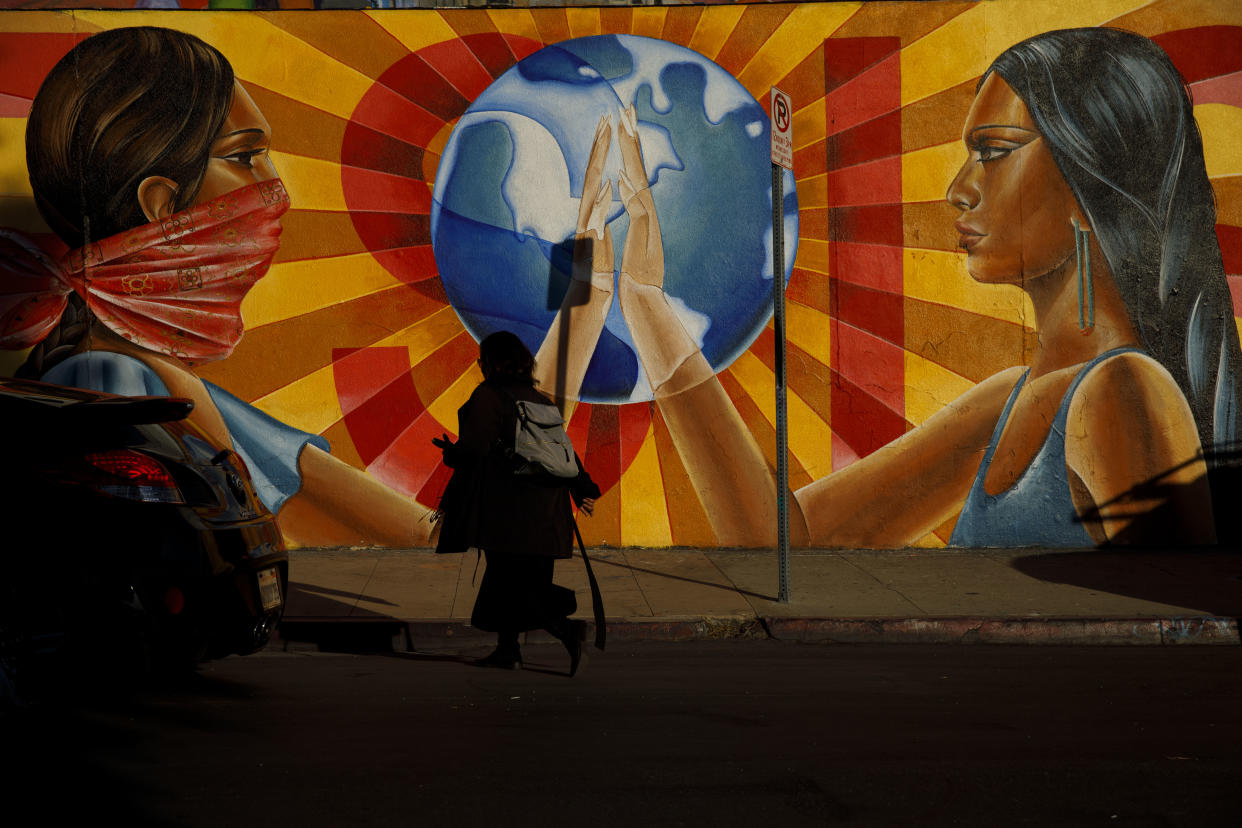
[364, 9, 460, 54]
[901, 0, 1148, 106]
[737, 3, 862, 96]
[0, 196, 48, 235]
[271, 152, 346, 213]
[904, 349, 975, 427]
[427, 362, 484, 436]
[1198, 104, 1242, 179]
[794, 238, 831, 277]
[371, 305, 467, 369]
[787, 301, 832, 370]
[487, 8, 543, 44]
[796, 173, 827, 210]
[904, 141, 964, 205]
[620, 423, 674, 547]
[911, 531, 949, 549]
[0, 11, 103, 33]
[904, 247, 1034, 327]
[566, 7, 603, 40]
[253, 363, 343, 436]
[74, 11, 375, 121]
[0, 119, 31, 198]
[688, 5, 746, 61]
[729, 350, 834, 482]
[272, 306, 465, 437]
[792, 103, 826, 151]
[631, 6, 669, 40]
[243, 252, 403, 330]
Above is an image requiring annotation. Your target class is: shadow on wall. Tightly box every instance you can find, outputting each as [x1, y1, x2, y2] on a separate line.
[1010, 451, 1242, 615]
[1074, 447, 1242, 547]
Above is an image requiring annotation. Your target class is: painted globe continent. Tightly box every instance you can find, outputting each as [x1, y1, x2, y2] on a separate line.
[431, 34, 798, 404]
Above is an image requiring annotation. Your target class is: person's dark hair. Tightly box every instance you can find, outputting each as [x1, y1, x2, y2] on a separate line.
[479, 331, 536, 385]
[18, 27, 235, 379]
[25, 26, 236, 249]
[986, 27, 1242, 454]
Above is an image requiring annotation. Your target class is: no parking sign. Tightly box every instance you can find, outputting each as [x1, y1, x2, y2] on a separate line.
[770, 87, 793, 170]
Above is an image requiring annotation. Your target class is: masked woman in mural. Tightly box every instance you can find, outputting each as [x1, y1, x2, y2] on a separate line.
[0, 26, 433, 546]
[562, 27, 1238, 547]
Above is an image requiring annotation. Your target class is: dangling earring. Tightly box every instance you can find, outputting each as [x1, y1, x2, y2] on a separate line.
[1072, 217, 1093, 334]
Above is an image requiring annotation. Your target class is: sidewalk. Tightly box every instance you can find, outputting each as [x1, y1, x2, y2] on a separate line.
[274, 547, 1242, 649]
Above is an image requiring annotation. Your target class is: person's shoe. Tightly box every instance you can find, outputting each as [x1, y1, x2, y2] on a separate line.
[473, 645, 521, 670]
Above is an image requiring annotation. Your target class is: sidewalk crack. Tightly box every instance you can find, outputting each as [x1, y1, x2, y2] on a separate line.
[838, 553, 929, 614]
[350, 553, 383, 616]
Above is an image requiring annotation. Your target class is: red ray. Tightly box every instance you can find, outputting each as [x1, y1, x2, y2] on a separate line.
[334, 346, 425, 465]
[0, 33, 88, 102]
[461, 32, 519, 80]
[341, 121, 426, 181]
[419, 38, 495, 101]
[350, 84, 445, 149]
[825, 47, 900, 138]
[1192, 70, 1242, 108]
[340, 165, 432, 213]
[373, 51, 471, 121]
[1153, 26, 1242, 85]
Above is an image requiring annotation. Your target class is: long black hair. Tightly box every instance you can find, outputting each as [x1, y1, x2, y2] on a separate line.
[987, 27, 1241, 454]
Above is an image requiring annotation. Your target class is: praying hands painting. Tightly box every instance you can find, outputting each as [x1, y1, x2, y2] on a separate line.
[1, 2, 1239, 549]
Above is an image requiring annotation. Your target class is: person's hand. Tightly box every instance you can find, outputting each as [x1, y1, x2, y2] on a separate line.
[574, 116, 616, 290]
[576, 115, 612, 236]
[578, 497, 596, 516]
[616, 103, 663, 288]
[431, 433, 455, 451]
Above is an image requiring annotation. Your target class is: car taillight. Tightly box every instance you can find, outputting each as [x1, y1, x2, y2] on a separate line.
[76, 450, 185, 504]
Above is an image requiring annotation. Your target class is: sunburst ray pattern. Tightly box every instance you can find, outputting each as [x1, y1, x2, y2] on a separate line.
[1, 2, 1238, 548]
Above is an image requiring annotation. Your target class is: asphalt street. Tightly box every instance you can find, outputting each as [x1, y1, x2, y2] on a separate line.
[3, 641, 1240, 827]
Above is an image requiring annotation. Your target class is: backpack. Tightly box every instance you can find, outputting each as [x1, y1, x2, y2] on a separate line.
[500, 389, 580, 478]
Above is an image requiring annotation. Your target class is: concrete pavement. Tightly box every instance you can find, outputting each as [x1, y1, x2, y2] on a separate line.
[274, 547, 1242, 648]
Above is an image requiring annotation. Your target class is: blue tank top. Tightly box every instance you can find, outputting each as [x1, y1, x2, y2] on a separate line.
[949, 347, 1142, 548]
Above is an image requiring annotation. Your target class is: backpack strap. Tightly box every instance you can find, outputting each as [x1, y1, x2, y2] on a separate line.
[571, 516, 606, 651]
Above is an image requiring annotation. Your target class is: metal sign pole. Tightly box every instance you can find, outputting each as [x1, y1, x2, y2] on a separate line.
[772, 162, 791, 604]
[769, 86, 793, 605]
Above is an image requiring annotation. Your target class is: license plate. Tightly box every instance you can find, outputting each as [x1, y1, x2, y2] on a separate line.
[257, 567, 282, 611]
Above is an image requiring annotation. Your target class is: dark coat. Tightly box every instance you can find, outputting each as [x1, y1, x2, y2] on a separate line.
[434, 378, 600, 559]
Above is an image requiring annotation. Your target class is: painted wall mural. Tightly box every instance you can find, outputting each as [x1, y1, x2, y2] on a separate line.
[0, 2, 1239, 550]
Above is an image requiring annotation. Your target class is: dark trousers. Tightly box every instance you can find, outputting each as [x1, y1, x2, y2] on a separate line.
[471, 552, 577, 641]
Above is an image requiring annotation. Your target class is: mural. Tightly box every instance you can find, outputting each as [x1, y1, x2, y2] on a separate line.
[0, 2, 1239, 550]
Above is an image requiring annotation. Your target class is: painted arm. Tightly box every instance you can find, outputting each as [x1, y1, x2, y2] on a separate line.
[275, 446, 437, 547]
[792, 368, 1022, 546]
[612, 104, 793, 546]
[1065, 352, 1215, 544]
[533, 115, 616, 418]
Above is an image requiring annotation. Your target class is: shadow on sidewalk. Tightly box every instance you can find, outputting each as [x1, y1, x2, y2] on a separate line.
[584, 554, 777, 602]
[1009, 549, 1242, 617]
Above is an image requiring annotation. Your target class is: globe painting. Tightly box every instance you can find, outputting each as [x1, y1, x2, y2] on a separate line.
[431, 35, 799, 404]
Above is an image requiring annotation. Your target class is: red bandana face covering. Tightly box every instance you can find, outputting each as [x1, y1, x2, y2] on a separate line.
[0, 179, 289, 365]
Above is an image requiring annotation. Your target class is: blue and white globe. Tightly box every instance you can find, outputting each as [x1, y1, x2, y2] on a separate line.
[431, 34, 798, 404]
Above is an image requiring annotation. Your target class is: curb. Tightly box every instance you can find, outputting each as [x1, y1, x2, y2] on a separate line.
[272, 614, 1241, 650]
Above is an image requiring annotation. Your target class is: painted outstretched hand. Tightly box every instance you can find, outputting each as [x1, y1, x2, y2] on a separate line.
[616, 103, 664, 288]
[574, 115, 615, 292]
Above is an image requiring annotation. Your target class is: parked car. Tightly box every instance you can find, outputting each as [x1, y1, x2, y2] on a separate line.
[0, 375, 287, 694]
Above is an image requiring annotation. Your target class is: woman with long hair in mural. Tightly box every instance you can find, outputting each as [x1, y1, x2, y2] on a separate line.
[560, 27, 1239, 547]
[0, 26, 434, 546]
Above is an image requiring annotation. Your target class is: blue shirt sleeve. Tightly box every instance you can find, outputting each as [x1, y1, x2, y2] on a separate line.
[202, 380, 331, 514]
[41, 351, 330, 514]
